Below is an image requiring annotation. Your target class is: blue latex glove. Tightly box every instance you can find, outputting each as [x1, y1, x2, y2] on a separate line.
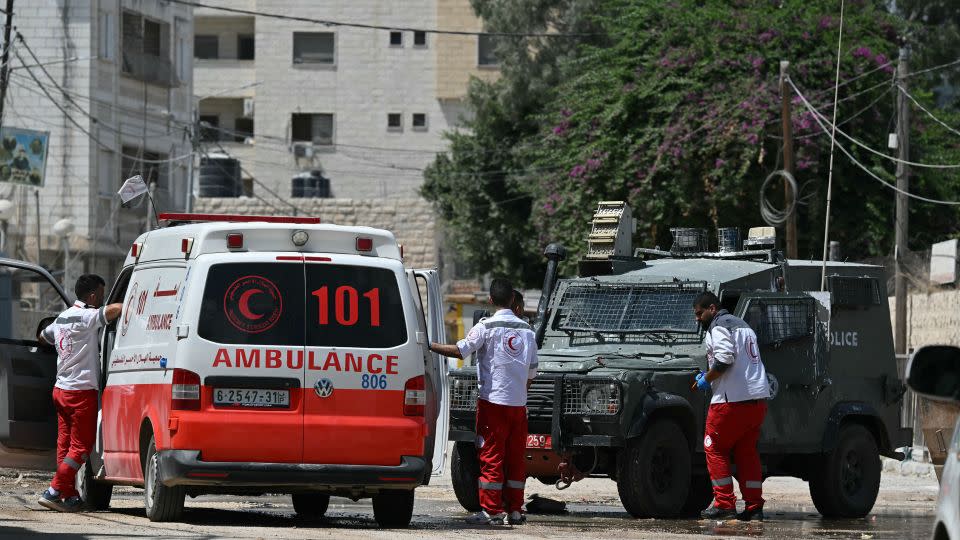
[695, 371, 712, 392]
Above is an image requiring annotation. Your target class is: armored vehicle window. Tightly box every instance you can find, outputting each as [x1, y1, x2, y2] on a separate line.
[827, 276, 882, 307]
[554, 283, 704, 334]
[742, 297, 815, 345]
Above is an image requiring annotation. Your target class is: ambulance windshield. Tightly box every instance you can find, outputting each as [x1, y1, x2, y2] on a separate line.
[198, 262, 407, 348]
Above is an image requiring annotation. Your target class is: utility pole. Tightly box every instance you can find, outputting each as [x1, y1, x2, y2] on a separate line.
[779, 60, 798, 259]
[894, 48, 910, 356]
[0, 0, 15, 128]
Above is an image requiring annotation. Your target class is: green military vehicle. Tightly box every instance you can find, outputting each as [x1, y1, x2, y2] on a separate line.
[447, 202, 911, 519]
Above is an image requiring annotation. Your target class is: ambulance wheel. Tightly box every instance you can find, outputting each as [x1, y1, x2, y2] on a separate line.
[808, 423, 881, 518]
[292, 493, 330, 519]
[681, 473, 714, 516]
[451, 442, 482, 512]
[372, 489, 414, 528]
[77, 461, 113, 510]
[144, 437, 185, 522]
[617, 420, 690, 518]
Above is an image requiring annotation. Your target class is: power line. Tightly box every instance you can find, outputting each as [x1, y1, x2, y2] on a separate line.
[896, 83, 960, 139]
[904, 57, 960, 80]
[791, 79, 960, 205]
[768, 86, 893, 141]
[789, 78, 960, 169]
[167, 0, 596, 38]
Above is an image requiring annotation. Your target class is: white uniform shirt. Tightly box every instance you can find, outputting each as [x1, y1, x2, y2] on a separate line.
[705, 310, 770, 404]
[457, 309, 538, 407]
[41, 301, 107, 391]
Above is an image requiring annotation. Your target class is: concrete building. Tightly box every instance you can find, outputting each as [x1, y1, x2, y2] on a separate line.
[193, 0, 499, 201]
[0, 0, 194, 281]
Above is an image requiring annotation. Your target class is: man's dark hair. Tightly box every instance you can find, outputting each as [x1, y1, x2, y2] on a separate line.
[693, 291, 720, 309]
[75, 274, 106, 299]
[489, 278, 514, 308]
[512, 289, 524, 308]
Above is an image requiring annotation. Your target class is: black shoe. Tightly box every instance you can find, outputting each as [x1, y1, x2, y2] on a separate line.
[37, 490, 62, 511]
[736, 507, 764, 522]
[700, 505, 737, 520]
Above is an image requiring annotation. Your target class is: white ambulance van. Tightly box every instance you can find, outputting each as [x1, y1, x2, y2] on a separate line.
[0, 214, 449, 528]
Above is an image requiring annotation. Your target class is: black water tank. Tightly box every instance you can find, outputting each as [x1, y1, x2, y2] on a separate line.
[198, 155, 242, 197]
[291, 170, 332, 198]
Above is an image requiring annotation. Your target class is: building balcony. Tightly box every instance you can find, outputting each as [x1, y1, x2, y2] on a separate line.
[194, 61, 256, 99]
[121, 50, 179, 88]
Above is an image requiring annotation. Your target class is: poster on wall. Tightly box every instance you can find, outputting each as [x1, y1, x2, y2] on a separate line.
[0, 127, 49, 188]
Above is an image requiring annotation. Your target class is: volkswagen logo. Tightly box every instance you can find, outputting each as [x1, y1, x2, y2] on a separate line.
[314, 378, 334, 398]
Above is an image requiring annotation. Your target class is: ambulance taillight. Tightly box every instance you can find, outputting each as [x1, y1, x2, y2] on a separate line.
[403, 375, 425, 416]
[356, 237, 373, 252]
[172, 369, 201, 411]
[227, 233, 244, 250]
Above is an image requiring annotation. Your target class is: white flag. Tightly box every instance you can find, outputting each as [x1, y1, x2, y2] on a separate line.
[118, 175, 148, 204]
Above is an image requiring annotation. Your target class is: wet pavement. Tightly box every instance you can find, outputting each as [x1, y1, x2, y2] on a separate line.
[0, 468, 939, 539]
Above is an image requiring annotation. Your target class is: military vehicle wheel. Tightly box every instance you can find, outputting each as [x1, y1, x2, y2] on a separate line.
[451, 442, 482, 512]
[372, 489, 414, 528]
[809, 424, 881, 518]
[77, 461, 113, 510]
[681, 473, 714, 516]
[617, 420, 691, 518]
[292, 493, 330, 519]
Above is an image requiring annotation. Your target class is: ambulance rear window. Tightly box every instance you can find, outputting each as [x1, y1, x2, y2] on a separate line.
[305, 264, 407, 348]
[198, 263, 305, 346]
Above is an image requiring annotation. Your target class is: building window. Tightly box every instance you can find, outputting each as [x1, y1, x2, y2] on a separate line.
[194, 35, 219, 59]
[237, 34, 255, 60]
[98, 11, 115, 60]
[234, 118, 254, 143]
[413, 31, 427, 47]
[412, 113, 427, 131]
[121, 146, 169, 189]
[387, 113, 403, 132]
[293, 32, 335, 65]
[199, 115, 220, 142]
[389, 31, 403, 47]
[291, 113, 334, 145]
[478, 34, 499, 66]
[121, 10, 174, 86]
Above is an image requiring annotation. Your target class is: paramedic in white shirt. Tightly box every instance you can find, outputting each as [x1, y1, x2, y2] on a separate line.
[37, 274, 123, 512]
[691, 291, 770, 522]
[429, 278, 537, 526]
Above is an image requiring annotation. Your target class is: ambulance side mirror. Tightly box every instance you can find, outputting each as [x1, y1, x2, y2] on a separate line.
[907, 345, 960, 402]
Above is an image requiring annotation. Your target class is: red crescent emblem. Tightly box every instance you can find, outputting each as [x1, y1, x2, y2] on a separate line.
[748, 338, 759, 360]
[238, 289, 264, 320]
[59, 336, 66, 350]
[508, 336, 519, 351]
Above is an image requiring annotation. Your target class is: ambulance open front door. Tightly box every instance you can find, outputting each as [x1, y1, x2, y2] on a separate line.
[414, 269, 449, 476]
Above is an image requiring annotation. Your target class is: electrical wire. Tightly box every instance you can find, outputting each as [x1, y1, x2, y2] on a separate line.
[759, 170, 798, 226]
[166, 0, 597, 38]
[903, 57, 960, 80]
[789, 78, 960, 169]
[896, 84, 960, 139]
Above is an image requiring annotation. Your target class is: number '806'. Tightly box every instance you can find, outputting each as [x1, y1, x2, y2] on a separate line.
[361, 374, 388, 389]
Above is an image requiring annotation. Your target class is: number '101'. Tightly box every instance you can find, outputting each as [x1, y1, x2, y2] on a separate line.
[311, 286, 381, 327]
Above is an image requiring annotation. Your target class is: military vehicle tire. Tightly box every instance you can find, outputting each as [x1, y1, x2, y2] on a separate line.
[451, 442, 482, 512]
[808, 423, 881, 518]
[372, 489, 414, 528]
[617, 420, 691, 518]
[77, 460, 113, 510]
[682, 473, 714, 516]
[292, 493, 330, 519]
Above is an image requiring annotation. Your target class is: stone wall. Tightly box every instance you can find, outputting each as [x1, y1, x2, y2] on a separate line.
[193, 197, 439, 269]
[889, 289, 960, 350]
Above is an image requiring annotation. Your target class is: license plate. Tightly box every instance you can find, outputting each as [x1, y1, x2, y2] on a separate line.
[526, 434, 551, 449]
[213, 388, 290, 408]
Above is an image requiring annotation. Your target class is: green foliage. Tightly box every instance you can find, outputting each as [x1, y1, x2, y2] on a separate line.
[424, 0, 960, 283]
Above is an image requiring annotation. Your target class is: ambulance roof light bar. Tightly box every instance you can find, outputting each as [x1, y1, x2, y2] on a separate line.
[158, 213, 321, 226]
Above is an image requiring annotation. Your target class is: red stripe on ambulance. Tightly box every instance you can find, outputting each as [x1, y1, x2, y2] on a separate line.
[212, 348, 399, 374]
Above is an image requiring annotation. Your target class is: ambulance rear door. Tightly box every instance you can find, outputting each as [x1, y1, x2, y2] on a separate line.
[414, 269, 449, 476]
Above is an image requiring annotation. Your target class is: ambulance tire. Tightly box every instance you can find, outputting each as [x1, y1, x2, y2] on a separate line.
[450, 442, 482, 512]
[808, 423, 881, 518]
[77, 461, 113, 510]
[616, 420, 691, 518]
[144, 437, 186, 522]
[291, 493, 330, 519]
[372, 489, 414, 528]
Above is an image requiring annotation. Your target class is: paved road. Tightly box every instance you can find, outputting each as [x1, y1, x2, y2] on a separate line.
[0, 468, 939, 539]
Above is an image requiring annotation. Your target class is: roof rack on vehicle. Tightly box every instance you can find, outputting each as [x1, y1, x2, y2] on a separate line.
[157, 213, 322, 227]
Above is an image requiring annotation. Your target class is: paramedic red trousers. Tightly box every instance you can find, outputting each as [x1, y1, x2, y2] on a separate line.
[704, 399, 767, 511]
[476, 398, 527, 514]
[51, 388, 98, 499]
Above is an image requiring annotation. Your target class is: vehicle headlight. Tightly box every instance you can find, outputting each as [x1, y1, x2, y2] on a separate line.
[581, 382, 621, 415]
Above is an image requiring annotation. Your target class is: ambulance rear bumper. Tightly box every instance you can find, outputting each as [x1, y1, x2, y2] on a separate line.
[157, 450, 426, 490]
